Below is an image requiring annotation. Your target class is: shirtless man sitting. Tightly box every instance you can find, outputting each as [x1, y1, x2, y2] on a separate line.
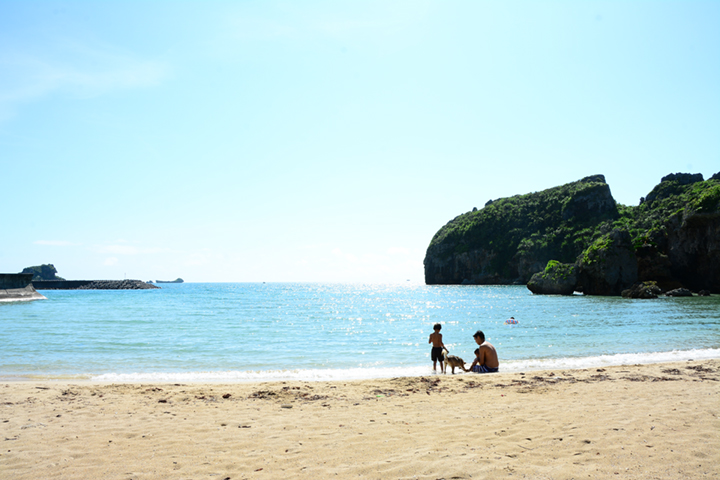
[468, 330, 499, 373]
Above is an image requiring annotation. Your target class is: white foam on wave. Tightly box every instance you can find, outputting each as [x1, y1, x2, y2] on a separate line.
[90, 348, 720, 383]
[501, 348, 720, 373]
[91, 365, 431, 383]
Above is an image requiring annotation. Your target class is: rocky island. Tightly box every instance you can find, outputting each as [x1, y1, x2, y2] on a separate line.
[424, 172, 720, 296]
[22, 264, 66, 281]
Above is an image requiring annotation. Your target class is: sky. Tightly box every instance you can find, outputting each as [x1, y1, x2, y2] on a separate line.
[1, 1, 718, 283]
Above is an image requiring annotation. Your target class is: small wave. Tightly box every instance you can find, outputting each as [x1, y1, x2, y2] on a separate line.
[89, 348, 720, 383]
[91, 366, 431, 383]
[501, 348, 720, 373]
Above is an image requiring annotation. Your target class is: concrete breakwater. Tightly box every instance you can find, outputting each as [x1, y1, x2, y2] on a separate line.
[0, 273, 47, 302]
[33, 280, 159, 290]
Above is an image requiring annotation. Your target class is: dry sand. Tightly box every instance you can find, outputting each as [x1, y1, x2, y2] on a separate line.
[1, 360, 718, 479]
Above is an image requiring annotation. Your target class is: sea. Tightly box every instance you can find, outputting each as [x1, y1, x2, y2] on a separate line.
[1, 283, 719, 383]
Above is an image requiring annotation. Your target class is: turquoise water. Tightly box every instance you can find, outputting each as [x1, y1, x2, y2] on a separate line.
[1, 283, 718, 382]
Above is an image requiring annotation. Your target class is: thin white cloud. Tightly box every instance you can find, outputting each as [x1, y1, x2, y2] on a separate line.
[0, 42, 169, 120]
[95, 244, 167, 255]
[99, 245, 141, 255]
[33, 240, 81, 246]
[217, 1, 432, 52]
[183, 252, 210, 267]
[332, 247, 359, 263]
[103, 257, 119, 266]
[180, 248, 229, 267]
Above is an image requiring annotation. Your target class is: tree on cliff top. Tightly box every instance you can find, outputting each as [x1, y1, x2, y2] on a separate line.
[21, 264, 66, 281]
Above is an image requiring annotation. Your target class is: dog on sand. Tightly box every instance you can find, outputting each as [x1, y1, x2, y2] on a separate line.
[442, 348, 467, 374]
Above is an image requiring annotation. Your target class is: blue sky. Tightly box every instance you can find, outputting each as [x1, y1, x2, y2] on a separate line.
[1, 1, 718, 283]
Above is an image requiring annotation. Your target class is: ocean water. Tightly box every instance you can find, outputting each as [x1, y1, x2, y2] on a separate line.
[1, 283, 718, 382]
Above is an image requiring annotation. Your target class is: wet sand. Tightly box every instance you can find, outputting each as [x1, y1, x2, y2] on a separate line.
[1, 360, 718, 479]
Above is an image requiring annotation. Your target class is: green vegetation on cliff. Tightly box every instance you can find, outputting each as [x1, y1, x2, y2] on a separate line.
[425, 175, 618, 284]
[425, 173, 720, 292]
[620, 175, 720, 247]
[542, 260, 576, 279]
[572, 174, 720, 293]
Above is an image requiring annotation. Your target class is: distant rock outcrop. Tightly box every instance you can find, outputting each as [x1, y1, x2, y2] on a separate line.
[621, 281, 662, 299]
[156, 278, 184, 284]
[665, 288, 693, 297]
[21, 264, 65, 281]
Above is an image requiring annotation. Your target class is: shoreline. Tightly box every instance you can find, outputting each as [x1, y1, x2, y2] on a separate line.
[2, 359, 718, 479]
[4, 347, 718, 384]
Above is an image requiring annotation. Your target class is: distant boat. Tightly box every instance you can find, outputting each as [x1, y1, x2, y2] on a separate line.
[156, 278, 184, 284]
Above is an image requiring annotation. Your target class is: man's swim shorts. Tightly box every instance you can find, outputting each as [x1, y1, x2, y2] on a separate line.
[471, 365, 499, 373]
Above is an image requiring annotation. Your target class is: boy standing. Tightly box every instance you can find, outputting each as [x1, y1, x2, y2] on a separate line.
[428, 323, 446, 373]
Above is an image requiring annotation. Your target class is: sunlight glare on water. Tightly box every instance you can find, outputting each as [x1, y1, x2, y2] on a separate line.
[1, 283, 718, 381]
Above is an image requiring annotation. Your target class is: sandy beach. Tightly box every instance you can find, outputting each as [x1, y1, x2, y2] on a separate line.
[2, 360, 718, 479]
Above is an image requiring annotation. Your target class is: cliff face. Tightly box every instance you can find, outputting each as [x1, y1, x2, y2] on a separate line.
[632, 173, 720, 292]
[425, 172, 720, 295]
[424, 175, 618, 285]
[567, 173, 719, 295]
[575, 228, 638, 295]
[665, 207, 720, 292]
